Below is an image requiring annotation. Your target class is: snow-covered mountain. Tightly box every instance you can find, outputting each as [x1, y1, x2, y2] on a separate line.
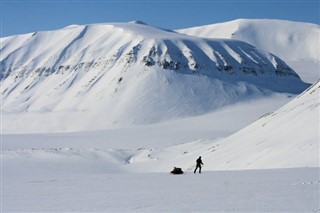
[177, 19, 320, 83]
[1, 21, 309, 131]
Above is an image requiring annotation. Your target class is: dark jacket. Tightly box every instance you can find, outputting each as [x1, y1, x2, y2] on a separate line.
[196, 157, 203, 166]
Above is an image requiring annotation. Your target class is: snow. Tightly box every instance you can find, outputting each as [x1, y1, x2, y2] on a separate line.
[1, 19, 319, 212]
[2, 169, 319, 212]
[177, 19, 320, 83]
[0, 21, 309, 133]
[1, 82, 319, 212]
[198, 80, 320, 170]
[2, 93, 292, 140]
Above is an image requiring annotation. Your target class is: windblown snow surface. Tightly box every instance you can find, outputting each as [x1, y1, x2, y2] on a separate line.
[1, 20, 319, 212]
[177, 19, 320, 84]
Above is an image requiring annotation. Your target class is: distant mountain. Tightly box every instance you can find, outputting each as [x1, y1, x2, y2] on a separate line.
[0, 21, 309, 131]
[177, 19, 320, 83]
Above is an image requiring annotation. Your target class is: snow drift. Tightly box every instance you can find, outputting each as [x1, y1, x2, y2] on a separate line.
[177, 19, 320, 83]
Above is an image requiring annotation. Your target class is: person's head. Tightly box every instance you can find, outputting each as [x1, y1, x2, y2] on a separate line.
[199, 156, 201, 159]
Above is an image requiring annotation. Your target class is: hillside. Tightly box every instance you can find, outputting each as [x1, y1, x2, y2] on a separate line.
[0, 21, 308, 132]
[142, 80, 320, 172]
[200, 80, 320, 170]
[177, 19, 320, 83]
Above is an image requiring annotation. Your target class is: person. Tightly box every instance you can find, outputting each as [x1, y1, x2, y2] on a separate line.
[194, 156, 204, 173]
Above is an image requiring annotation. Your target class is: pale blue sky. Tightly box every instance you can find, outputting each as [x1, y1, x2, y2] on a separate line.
[1, 0, 319, 37]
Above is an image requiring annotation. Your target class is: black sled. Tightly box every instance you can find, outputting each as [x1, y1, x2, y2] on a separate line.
[170, 167, 184, 175]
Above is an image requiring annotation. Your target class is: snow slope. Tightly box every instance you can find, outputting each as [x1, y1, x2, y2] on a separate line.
[203, 80, 320, 169]
[2, 94, 292, 148]
[0, 21, 309, 132]
[127, 80, 320, 172]
[177, 19, 320, 83]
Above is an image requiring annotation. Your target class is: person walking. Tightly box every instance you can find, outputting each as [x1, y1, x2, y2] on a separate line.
[194, 156, 204, 173]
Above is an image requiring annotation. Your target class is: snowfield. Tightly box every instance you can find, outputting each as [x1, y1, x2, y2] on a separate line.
[2, 169, 319, 212]
[3, 82, 319, 174]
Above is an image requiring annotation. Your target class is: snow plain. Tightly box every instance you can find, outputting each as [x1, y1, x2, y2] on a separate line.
[2, 169, 319, 212]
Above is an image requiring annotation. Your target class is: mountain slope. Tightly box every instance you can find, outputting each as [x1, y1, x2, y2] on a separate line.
[0, 22, 309, 131]
[203, 80, 320, 169]
[177, 19, 320, 83]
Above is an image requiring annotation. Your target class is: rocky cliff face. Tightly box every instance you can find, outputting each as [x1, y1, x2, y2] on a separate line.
[1, 22, 302, 80]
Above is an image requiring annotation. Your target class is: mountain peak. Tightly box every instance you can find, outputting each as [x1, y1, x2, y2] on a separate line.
[128, 20, 148, 25]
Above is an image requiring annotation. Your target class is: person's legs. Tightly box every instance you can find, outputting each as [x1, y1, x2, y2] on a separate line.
[199, 165, 202, 173]
[194, 165, 198, 173]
